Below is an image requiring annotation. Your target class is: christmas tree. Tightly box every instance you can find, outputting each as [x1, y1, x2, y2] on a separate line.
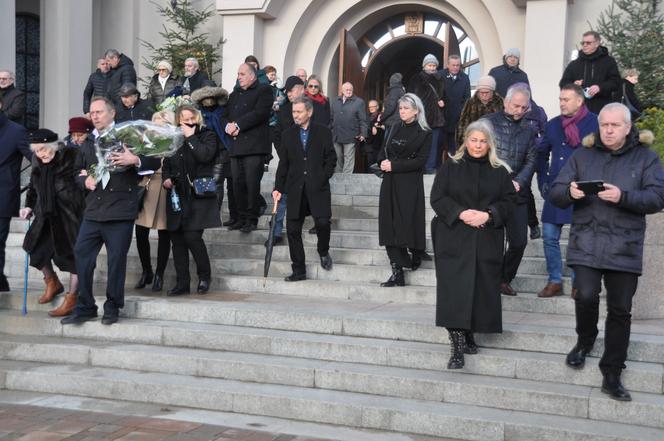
[140, 0, 224, 83]
[595, 0, 664, 108]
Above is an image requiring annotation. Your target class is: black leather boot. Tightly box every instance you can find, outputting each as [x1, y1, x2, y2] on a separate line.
[380, 263, 405, 287]
[464, 331, 478, 354]
[447, 330, 465, 369]
[601, 372, 632, 401]
[134, 270, 153, 289]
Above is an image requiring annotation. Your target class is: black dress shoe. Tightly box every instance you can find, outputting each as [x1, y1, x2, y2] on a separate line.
[530, 225, 542, 240]
[419, 251, 432, 261]
[197, 280, 210, 294]
[223, 219, 238, 227]
[228, 222, 243, 230]
[240, 223, 257, 233]
[151, 274, 163, 292]
[264, 236, 285, 247]
[134, 271, 153, 289]
[601, 373, 632, 401]
[411, 255, 422, 271]
[500, 282, 517, 296]
[61, 314, 97, 325]
[0, 274, 9, 292]
[285, 273, 306, 282]
[101, 315, 119, 325]
[320, 254, 333, 271]
[308, 226, 317, 234]
[565, 344, 592, 369]
[167, 286, 190, 296]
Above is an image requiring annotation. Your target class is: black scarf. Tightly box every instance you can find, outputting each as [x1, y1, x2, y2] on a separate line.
[38, 160, 57, 217]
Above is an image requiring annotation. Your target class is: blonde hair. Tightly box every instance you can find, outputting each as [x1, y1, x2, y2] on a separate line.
[452, 120, 512, 172]
[175, 105, 205, 127]
[623, 68, 639, 78]
[152, 109, 175, 126]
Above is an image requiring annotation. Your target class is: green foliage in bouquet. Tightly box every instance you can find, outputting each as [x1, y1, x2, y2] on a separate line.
[98, 123, 181, 157]
[636, 107, 664, 162]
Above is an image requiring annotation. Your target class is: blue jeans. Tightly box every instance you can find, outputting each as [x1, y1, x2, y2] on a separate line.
[542, 222, 574, 284]
[426, 127, 444, 173]
[274, 193, 288, 238]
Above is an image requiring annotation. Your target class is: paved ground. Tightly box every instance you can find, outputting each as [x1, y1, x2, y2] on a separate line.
[0, 403, 341, 441]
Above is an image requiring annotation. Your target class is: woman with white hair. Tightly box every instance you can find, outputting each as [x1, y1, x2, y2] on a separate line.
[19, 129, 85, 317]
[431, 120, 515, 369]
[377, 93, 432, 287]
[147, 60, 179, 107]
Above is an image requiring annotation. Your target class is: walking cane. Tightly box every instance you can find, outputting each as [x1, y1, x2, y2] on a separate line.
[22, 219, 30, 316]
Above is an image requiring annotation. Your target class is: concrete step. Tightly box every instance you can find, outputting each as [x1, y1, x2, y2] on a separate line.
[1, 333, 663, 428]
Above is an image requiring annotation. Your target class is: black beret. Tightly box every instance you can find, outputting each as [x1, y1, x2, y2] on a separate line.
[28, 128, 59, 143]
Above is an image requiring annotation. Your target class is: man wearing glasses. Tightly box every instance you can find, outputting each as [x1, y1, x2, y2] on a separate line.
[559, 31, 620, 114]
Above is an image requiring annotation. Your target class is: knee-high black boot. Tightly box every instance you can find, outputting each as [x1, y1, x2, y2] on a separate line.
[464, 331, 478, 354]
[447, 330, 466, 369]
[380, 263, 405, 287]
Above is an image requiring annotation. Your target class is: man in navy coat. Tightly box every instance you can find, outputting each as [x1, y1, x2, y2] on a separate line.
[0, 96, 31, 291]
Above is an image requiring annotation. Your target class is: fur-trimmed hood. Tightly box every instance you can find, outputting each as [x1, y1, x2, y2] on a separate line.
[191, 86, 229, 106]
[582, 129, 654, 149]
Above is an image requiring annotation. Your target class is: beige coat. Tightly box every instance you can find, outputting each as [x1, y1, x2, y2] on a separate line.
[135, 169, 168, 230]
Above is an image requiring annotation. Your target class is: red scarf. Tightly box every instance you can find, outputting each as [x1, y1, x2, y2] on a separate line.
[561, 104, 589, 147]
[305, 90, 328, 105]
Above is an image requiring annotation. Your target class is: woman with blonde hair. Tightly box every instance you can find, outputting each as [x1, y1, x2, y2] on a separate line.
[431, 119, 515, 369]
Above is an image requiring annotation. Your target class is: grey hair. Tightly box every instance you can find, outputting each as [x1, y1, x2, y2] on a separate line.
[30, 141, 60, 153]
[505, 84, 531, 102]
[185, 57, 199, 69]
[398, 93, 430, 131]
[241, 63, 257, 77]
[599, 103, 632, 125]
[104, 48, 120, 58]
[452, 120, 512, 172]
[0, 69, 16, 80]
[291, 95, 313, 112]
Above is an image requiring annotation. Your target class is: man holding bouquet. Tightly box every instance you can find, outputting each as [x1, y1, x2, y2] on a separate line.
[62, 96, 161, 325]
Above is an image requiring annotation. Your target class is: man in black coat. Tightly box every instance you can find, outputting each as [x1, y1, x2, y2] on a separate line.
[223, 63, 273, 233]
[488, 48, 530, 99]
[0, 70, 26, 125]
[482, 84, 537, 296]
[550, 103, 664, 401]
[83, 58, 110, 115]
[180, 57, 211, 96]
[61, 97, 160, 325]
[440, 55, 470, 156]
[115, 83, 155, 123]
[273, 96, 336, 281]
[104, 49, 137, 106]
[559, 31, 620, 114]
[0, 96, 31, 291]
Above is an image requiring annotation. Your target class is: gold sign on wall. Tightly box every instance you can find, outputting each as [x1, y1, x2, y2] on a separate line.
[405, 13, 424, 34]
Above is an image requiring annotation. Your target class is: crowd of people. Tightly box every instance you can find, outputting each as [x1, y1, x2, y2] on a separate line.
[0, 29, 661, 402]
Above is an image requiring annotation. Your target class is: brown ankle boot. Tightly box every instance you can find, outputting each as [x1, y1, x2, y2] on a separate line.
[48, 292, 77, 317]
[38, 275, 64, 304]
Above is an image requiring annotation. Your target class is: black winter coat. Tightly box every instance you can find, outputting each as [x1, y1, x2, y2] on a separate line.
[550, 129, 664, 274]
[83, 69, 109, 113]
[147, 74, 179, 107]
[488, 62, 530, 99]
[274, 123, 336, 219]
[75, 137, 161, 222]
[223, 80, 273, 157]
[382, 84, 405, 127]
[0, 85, 26, 125]
[431, 154, 515, 332]
[162, 128, 221, 231]
[407, 70, 446, 128]
[106, 54, 137, 105]
[23, 148, 85, 257]
[378, 121, 431, 249]
[0, 112, 31, 216]
[441, 69, 471, 134]
[273, 99, 329, 157]
[180, 71, 211, 95]
[618, 80, 643, 118]
[482, 111, 537, 199]
[115, 98, 155, 123]
[559, 46, 620, 114]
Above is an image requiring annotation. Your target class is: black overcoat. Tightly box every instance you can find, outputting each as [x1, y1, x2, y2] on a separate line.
[222, 80, 273, 157]
[23, 147, 85, 257]
[0, 112, 31, 217]
[377, 122, 431, 249]
[274, 122, 336, 219]
[162, 128, 221, 231]
[407, 71, 446, 128]
[431, 154, 515, 333]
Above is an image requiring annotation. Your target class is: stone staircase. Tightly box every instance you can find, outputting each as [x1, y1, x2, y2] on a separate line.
[1, 173, 663, 441]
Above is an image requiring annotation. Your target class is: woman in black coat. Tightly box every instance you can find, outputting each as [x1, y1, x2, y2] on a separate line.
[431, 119, 515, 369]
[378, 93, 432, 287]
[162, 105, 221, 295]
[19, 130, 85, 317]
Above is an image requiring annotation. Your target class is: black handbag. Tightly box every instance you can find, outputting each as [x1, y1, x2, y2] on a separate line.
[188, 175, 217, 198]
[369, 162, 384, 178]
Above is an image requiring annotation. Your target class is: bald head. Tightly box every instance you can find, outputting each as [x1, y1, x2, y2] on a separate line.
[237, 63, 257, 89]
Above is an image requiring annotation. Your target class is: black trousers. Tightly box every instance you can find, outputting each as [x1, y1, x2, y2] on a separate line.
[286, 190, 331, 275]
[442, 131, 458, 156]
[502, 202, 528, 283]
[572, 265, 639, 376]
[386, 246, 411, 268]
[135, 225, 170, 276]
[525, 186, 539, 228]
[219, 161, 237, 221]
[74, 219, 134, 317]
[231, 155, 264, 226]
[170, 228, 211, 287]
[0, 217, 10, 277]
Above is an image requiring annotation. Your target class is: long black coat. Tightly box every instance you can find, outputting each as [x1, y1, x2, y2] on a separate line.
[407, 71, 446, 128]
[431, 154, 515, 332]
[378, 122, 431, 249]
[274, 122, 336, 219]
[223, 80, 273, 157]
[162, 128, 221, 231]
[23, 148, 85, 257]
[0, 112, 31, 217]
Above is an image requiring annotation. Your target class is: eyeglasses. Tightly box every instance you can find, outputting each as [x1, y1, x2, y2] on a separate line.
[307, 84, 320, 89]
[581, 40, 596, 46]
